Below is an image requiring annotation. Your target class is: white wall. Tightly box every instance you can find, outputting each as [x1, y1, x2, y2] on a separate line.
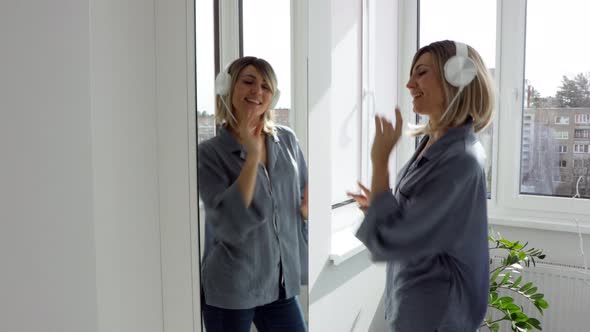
[1, 0, 198, 331]
[0, 1, 98, 331]
[90, 0, 165, 331]
[308, 1, 397, 331]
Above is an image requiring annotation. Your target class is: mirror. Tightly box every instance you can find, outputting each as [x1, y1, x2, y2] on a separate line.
[196, 0, 308, 330]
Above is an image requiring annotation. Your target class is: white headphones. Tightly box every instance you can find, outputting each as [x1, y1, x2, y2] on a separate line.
[443, 41, 477, 88]
[437, 41, 477, 121]
[215, 63, 281, 109]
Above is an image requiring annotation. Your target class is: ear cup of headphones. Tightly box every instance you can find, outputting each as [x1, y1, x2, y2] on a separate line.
[215, 70, 232, 96]
[444, 42, 477, 88]
[270, 89, 281, 109]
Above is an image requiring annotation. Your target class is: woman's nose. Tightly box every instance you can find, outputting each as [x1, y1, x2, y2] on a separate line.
[251, 84, 262, 94]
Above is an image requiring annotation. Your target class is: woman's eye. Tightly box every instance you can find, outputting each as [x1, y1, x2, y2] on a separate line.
[417, 71, 426, 76]
[262, 85, 270, 91]
[243, 80, 254, 84]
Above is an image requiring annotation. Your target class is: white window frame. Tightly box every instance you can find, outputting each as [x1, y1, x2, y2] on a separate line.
[574, 129, 590, 139]
[330, 0, 399, 234]
[555, 115, 569, 125]
[398, 0, 590, 233]
[574, 143, 590, 154]
[576, 113, 590, 124]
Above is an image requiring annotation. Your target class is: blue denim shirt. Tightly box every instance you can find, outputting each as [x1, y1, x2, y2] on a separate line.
[356, 120, 489, 331]
[198, 125, 308, 309]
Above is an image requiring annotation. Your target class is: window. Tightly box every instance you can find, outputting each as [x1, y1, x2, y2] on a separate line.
[574, 129, 590, 139]
[515, 0, 590, 202]
[576, 114, 590, 124]
[242, 0, 292, 128]
[553, 131, 569, 140]
[555, 116, 569, 124]
[574, 159, 584, 168]
[397, 0, 590, 236]
[418, 0, 496, 196]
[196, 0, 216, 143]
[574, 144, 590, 153]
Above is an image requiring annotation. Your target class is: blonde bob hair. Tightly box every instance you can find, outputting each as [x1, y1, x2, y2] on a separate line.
[215, 56, 278, 134]
[410, 40, 495, 136]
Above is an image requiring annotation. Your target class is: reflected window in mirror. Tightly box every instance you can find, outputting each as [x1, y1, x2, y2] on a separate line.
[196, 0, 216, 143]
[242, 0, 293, 129]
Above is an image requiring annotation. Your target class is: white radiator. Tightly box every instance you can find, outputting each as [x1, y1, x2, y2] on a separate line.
[487, 261, 590, 331]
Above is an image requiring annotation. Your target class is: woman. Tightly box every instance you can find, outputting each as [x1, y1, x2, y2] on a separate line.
[198, 56, 308, 332]
[350, 40, 494, 331]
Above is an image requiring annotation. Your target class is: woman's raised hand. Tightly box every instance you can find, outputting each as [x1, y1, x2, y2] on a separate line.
[347, 181, 372, 214]
[238, 111, 264, 160]
[371, 107, 403, 166]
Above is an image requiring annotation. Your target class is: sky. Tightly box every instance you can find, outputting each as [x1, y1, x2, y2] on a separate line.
[197, 0, 590, 114]
[421, 0, 590, 98]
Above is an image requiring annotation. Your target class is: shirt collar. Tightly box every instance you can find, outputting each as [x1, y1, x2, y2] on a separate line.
[419, 118, 476, 162]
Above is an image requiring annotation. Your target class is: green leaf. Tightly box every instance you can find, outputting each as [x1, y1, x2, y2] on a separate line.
[491, 268, 502, 282]
[527, 317, 542, 330]
[505, 303, 521, 312]
[498, 296, 514, 304]
[537, 298, 549, 309]
[530, 293, 544, 300]
[490, 322, 500, 332]
[525, 286, 538, 296]
[501, 272, 511, 286]
[533, 303, 545, 315]
[512, 275, 523, 288]
[520, 282, 533, 292]
[500, 239, 513, 247]
[511, 312, 529, 322]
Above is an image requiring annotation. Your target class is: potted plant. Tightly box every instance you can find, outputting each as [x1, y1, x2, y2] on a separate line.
[481, 231, 549, 332]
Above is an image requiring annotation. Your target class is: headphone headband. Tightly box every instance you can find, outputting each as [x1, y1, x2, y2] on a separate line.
[444, 41, 476, 88]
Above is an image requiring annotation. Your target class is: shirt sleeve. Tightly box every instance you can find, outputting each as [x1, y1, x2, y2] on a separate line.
[197, 143, 267, 244]
[356, 155, 483, 262]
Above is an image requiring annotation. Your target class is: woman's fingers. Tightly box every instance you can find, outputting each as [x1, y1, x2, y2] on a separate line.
[357, 181, 371, 198]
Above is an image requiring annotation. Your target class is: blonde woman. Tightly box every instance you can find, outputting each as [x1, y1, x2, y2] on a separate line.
[350, 40, 494, 331]
[198, 56, 308, 332]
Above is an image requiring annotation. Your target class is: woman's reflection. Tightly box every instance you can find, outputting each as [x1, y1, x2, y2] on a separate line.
[198, 56, 308, 332]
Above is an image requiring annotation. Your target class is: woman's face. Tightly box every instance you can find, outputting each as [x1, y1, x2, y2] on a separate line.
[231, 65, 274, 124]
[406, 52, 446, 120]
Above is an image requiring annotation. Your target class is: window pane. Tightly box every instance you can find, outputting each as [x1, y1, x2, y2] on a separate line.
[196, 0, 216, 143]
[242, 0, 292, 128]
[419, 0, 497, 196]
[330, 0, 362, 205]
[520, 0, 590, 198]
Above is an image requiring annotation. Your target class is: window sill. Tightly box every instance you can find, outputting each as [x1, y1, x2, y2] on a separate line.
[489, 212, 590, 235]
[329, 225, 366, 265]
[329, 202, 366, 266]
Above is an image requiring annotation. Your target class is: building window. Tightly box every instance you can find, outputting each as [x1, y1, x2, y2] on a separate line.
[575, 114, 590, 124]
[558, 145, 568, 153]
[574, 129, 590, 138]
[553, 131, 569, 140]
[574, 144, 590, 153]
[552, 175, 567, 182]
[556, 160, 567, 168]
[555, 116, 570, 124]
[419, 0, 496, 196]
[574, 159, 584, 168]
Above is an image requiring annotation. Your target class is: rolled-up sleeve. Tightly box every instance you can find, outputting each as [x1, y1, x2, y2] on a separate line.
[356, 156, 481, 262]
[198, 143, 267, 244]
